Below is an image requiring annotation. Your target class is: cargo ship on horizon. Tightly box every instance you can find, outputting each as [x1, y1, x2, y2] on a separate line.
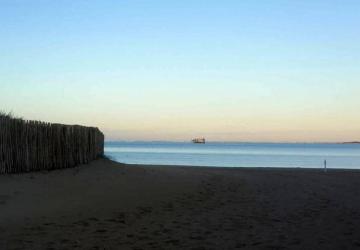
[192, 138, 206, 144]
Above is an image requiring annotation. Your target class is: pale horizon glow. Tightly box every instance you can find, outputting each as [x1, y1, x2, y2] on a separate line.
[1, 1, 359, 142]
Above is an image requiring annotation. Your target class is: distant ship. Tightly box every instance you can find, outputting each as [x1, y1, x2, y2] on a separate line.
[192, 138, 206, 144]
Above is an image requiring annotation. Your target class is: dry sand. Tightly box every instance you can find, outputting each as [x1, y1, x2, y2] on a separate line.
[1, 159, 360, 249]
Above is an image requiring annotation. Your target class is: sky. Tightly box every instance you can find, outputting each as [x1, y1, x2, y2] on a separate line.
[0, 0, 359, 142]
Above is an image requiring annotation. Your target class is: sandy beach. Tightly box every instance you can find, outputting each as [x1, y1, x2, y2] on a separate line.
[1, 159, 360, 250]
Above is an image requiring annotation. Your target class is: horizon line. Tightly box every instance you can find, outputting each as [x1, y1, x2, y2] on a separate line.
[104, 140, 360, 144]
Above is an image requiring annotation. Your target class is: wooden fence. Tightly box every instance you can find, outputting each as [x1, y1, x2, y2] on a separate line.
[0, 113, 104, 174]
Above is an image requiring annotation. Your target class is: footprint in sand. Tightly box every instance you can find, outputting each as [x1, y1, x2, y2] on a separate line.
[0, 195, 10, 205]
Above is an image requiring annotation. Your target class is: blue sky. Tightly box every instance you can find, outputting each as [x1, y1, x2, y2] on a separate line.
[1, 0, 359, 141]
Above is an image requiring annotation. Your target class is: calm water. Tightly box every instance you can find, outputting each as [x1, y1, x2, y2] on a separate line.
[105, 141, 360, 169]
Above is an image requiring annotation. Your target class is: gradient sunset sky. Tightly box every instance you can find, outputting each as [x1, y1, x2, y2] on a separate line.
[1, 0, 359, 142]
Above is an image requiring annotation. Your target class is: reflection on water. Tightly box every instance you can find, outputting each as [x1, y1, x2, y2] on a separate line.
[105, 142, 360, 169]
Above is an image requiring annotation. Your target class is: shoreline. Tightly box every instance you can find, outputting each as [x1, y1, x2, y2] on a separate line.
[128, 163, 360, 171]
[1, 159, 360, 249]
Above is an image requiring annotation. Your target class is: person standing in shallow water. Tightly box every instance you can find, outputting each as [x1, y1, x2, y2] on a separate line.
[324, 160, 327, 172]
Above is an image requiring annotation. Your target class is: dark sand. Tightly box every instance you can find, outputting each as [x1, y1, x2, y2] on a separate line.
[1, 159, 360, 249]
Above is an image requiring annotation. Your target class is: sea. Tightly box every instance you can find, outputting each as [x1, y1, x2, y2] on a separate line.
[105, 141, 360, 169]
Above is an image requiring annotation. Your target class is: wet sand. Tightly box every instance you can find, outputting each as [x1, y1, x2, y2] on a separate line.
[1, 159, 360, 249]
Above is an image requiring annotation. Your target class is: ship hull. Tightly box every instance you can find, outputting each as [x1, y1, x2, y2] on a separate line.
[192, 138, 206, 144]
